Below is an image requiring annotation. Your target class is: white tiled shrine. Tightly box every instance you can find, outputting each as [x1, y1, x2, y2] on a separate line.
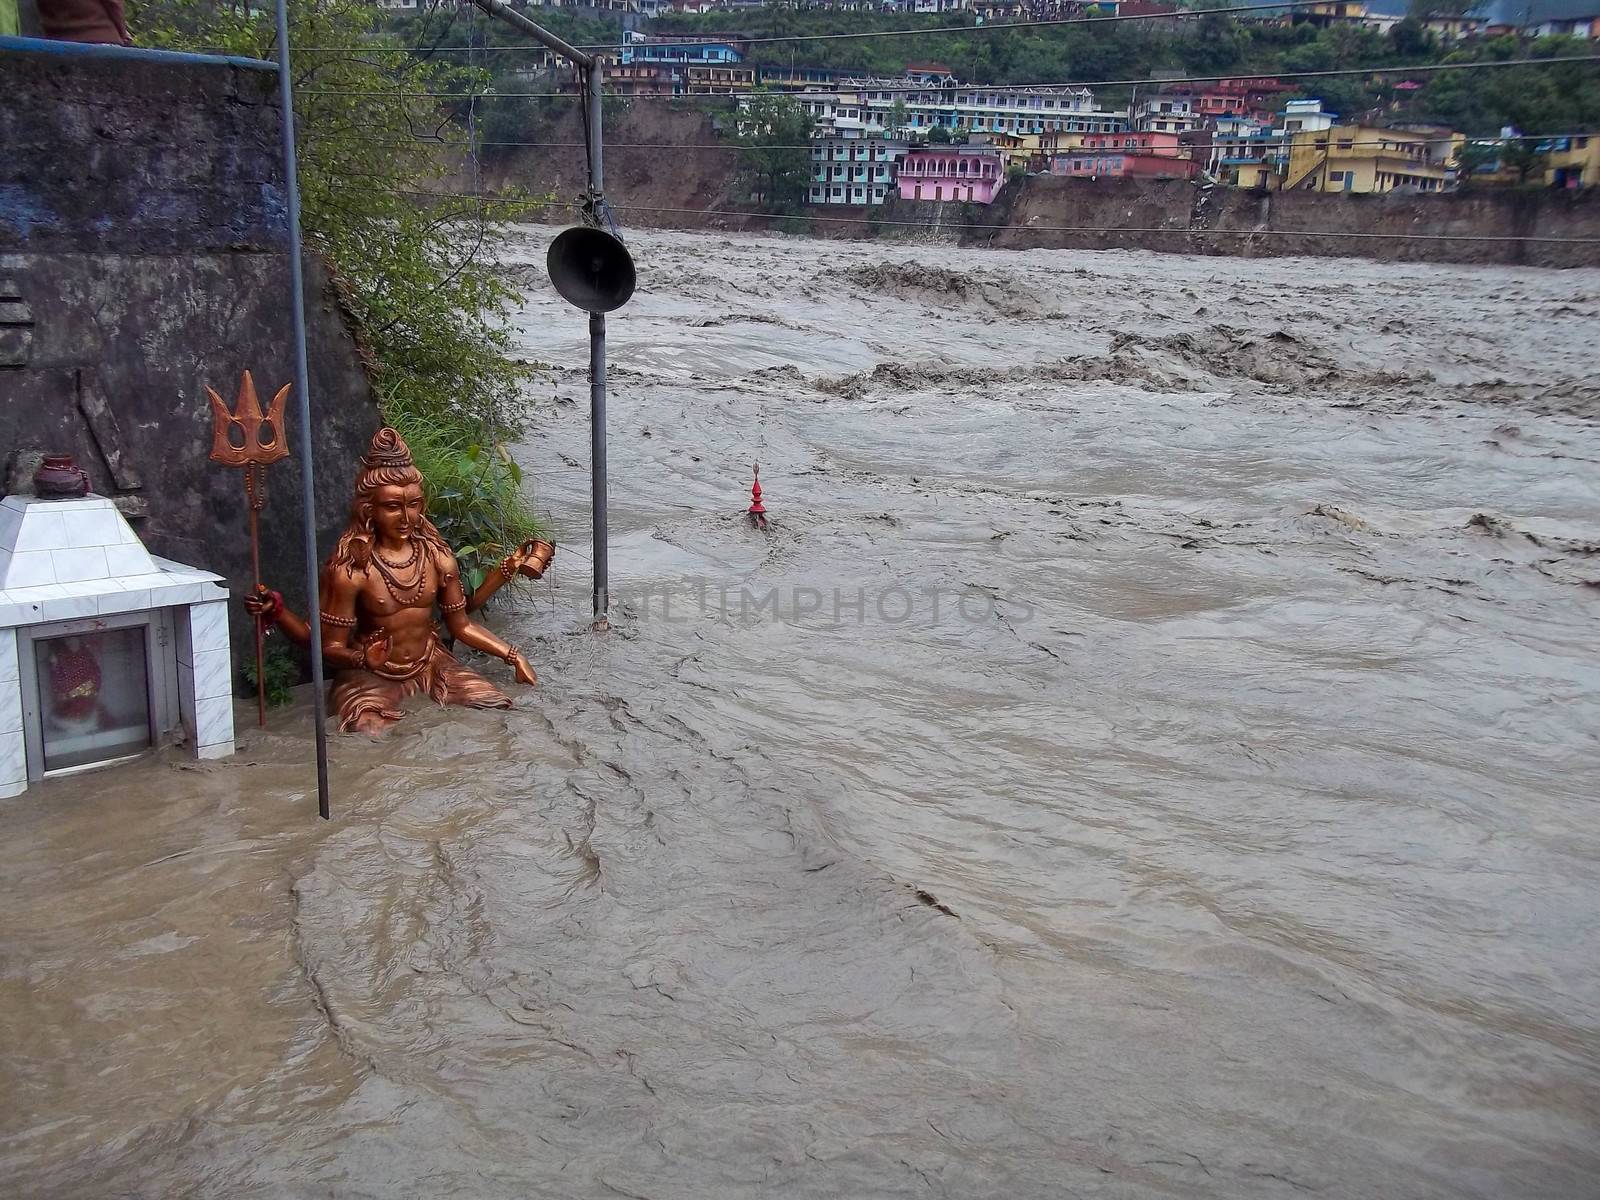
[0, 493, 234, 797]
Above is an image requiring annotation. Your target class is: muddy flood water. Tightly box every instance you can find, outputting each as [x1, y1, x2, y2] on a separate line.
[3, 229, 1599, 1198]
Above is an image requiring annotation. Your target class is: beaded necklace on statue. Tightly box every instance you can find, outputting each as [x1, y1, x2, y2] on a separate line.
[372, 539, 419, 572]
[371, 540, 429, 606]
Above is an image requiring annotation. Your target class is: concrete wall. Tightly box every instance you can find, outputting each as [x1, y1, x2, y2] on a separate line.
[0, 38, 379, 665]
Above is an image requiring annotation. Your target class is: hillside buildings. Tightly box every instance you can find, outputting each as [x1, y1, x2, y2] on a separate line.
[775, 70, 1593, 203]
[1353, 0, 1600, 38]
[601, 38, 1594, 205]
[379, 0, 1600, 31]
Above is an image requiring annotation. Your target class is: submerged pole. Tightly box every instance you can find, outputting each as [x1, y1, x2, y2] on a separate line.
[465, 0, 611, 629]
[273, 0, 332, 820]
[589, 306, 608, 629]
[586, 60, 609, 630]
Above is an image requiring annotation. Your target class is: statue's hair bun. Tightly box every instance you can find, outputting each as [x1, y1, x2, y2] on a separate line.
[362, 427, 414, 470]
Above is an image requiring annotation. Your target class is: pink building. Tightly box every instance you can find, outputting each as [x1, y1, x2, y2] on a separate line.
[1082, 131, 1184, 157]
[1052, 152, 1199, 180]
[895, 147, 1004, 204]
[1051, 132, 1196, 180]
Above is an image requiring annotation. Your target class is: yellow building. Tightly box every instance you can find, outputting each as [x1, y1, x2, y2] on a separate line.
[983, 131, 1047, 171]
[1284, 124, 1451, 194]
[1037, 130, 1092, 161]
[683, 65, 758, 95]
[1543, 136, 1599, 189]
[1295, 0, 1369, 24]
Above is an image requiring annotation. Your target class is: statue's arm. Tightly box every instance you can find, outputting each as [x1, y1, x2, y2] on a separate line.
[270, 593, 313, 646]
[437, 550, 537, 685]
[317, 567, 370, 672]
[244, 570, 367, 670]
[465, 541, 543, 613]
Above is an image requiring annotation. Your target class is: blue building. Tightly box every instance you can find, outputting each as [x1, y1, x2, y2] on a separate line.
[619, 33, 746, 67]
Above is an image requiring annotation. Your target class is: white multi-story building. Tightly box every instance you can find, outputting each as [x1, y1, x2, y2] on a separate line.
[808, 118, 910, 205]
[1208, 115, 1285, 187]
[1278, 98, 1336, 135]
[796, 79, 1128, 138]
[1134, 93, 1202, 135]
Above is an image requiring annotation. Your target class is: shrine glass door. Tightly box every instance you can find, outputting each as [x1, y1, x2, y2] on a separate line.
[18, 609, 178, 781]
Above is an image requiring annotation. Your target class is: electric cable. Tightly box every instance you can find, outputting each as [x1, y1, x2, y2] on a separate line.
[215, 2, 1330, 55]
[298, 54, 1600, 100]
[332, 132, 1596, 152]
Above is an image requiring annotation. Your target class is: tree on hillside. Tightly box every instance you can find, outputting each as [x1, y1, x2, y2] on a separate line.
[1407, 0, 1481, 20]
[1389, 18, 1431, 57]
[1451, 140, 1502, 184]
[928, 125, 953, 144]
[1186, 0, 1249, 74]
[736, 93, 814, 213]
[1500, 140, 1548, 184]
[1414, 37, 1600, 136]
[889, 99, 911, 139]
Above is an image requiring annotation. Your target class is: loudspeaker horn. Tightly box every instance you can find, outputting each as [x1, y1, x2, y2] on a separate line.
[546, 226, 637, 314]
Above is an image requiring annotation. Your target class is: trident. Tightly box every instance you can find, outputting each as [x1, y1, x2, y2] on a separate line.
[207, 371, 291, 729]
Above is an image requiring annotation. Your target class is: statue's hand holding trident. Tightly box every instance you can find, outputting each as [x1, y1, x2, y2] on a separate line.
[207, 370, 291, 729]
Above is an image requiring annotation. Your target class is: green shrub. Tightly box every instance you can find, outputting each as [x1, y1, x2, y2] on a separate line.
[241, 642, 299, 708]
[389, 397, 548, 592]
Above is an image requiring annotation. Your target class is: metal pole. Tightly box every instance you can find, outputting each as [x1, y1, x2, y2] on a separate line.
[274, 0, 333, 821]
[464, 0, 609, 629]
[588, 307, 607, 630]
[466, 0, 594, 67]
[586, 60, 609, 630]
[247, 479, 265, 728]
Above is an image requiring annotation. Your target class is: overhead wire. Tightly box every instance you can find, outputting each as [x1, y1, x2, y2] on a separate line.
[298, 54, 1600, 101]
[217, 1, 1328, 55]
[331, 132, 1596, 153]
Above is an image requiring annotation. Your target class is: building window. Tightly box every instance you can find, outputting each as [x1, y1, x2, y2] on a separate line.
[1329, 170, 1344, 182]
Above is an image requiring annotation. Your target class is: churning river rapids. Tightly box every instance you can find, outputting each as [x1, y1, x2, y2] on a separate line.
[3, 229, 1598, 1198]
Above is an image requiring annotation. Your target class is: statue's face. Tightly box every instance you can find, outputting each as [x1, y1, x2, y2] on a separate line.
[369, 482, 425, 543]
